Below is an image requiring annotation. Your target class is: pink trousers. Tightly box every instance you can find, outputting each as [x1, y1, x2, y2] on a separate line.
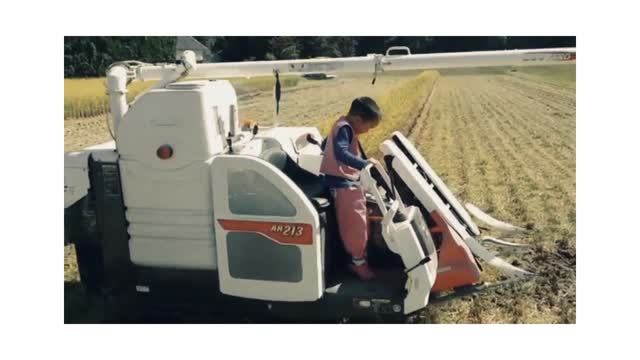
[331, 186, 368, 259]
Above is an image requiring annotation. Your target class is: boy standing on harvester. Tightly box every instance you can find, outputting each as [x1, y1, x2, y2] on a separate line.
[320, 97, 382, 281]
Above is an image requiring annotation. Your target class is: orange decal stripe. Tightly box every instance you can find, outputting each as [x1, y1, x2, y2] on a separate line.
[217, 219, 313, 245]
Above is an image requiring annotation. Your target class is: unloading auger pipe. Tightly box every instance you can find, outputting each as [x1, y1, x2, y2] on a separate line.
[137, 54, 378, 80]
[106, 65, 129, 131]
[135, 47, 576, 82]
[106, 50, 198, 132]
[381, 47, 576, 71]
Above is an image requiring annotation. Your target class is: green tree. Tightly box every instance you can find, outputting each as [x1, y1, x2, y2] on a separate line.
[268, 37, 301, 59]
[63, 36, 576, 77]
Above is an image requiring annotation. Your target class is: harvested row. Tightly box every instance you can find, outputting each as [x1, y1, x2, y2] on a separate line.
[485, 82, 576, 164]
[405, 68, 575, 323]
[64, 115, 115, 152]
[511, 65, 576, 90]
[476, 77, 576, 242]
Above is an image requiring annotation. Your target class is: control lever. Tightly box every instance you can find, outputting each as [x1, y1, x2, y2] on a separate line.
[363, 162, 398, 200]
[227, 132, 233, 154]
[370, 165, 394, 201]
[306, 134, 321, 146]
[361, 163, 404, 217]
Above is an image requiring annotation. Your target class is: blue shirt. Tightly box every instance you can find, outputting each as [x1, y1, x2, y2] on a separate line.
[321, 125, 368, 188]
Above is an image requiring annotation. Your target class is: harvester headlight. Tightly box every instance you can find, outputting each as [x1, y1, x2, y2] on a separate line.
[156, 144, 174, 159]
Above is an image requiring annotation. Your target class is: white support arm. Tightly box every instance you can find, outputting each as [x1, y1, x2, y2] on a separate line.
[150, 50, 198, 89]
[136, 47, 575, 81]
[382, 47, 576, 71]
[105, 50, 198, 132]
[138, 54, 377, 80]
[106, 65, 129, 130]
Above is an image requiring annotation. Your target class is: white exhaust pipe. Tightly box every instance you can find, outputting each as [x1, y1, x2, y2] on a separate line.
[106, 65, 129, 131]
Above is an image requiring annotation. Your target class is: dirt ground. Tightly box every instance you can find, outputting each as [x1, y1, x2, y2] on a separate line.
[412, 67, 576, 323]
[64, 66, 575, 323]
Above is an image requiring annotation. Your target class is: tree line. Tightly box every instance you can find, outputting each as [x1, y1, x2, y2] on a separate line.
[64, 36, 575, 78]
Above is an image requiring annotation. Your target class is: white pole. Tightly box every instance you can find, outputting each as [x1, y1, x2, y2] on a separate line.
[382, 47, 576, 71]
[273, 85, 278, 128]
[106, 65, 129, 131]
[150, 50, 198, 90]
[138, 55, 377, 80]
[135, 48, 575, 82]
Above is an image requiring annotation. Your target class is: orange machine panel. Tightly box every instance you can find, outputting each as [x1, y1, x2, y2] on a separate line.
[217, 219, 313, 246]
[429, 211, 481, 292]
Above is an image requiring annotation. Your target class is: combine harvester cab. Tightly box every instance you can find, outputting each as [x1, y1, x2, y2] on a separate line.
[378, 132, 533, 293]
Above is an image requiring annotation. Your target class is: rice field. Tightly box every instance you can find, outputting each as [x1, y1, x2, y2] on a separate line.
[413, 66, 576, 323]
[64, 64, 575, 323]
[63, 76, 300, 120]
[64, 78, 155, 119]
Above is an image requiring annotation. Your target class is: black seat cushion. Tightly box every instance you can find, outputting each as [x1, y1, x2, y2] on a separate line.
[258, 145, 328, 204]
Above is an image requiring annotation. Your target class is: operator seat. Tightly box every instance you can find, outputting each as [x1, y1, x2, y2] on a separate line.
[259, 146, 328, 207]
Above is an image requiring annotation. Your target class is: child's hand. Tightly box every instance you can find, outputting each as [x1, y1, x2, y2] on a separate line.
[367, 158, 382, 168]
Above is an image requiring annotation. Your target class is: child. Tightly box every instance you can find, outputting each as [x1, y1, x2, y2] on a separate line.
[320, 97, 382, 281]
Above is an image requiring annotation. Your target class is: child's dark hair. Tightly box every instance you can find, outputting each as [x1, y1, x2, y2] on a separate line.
[348, 97, 382, 122]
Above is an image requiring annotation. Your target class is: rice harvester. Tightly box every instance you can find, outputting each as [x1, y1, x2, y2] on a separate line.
[64, 46, 576, 321]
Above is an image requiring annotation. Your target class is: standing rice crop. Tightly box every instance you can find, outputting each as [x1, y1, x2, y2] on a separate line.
[317, 70, 439, 158]
[64, 78, 156, 119]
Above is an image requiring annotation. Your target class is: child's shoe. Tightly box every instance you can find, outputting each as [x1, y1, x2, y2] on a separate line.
[349, 263, 376, 281]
